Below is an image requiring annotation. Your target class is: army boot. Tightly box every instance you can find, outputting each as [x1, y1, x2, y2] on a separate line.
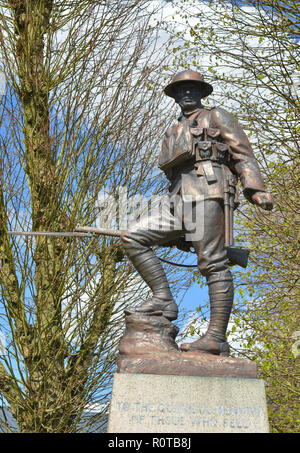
[181, 271, 233, 355]
[121, 233, 178, 321]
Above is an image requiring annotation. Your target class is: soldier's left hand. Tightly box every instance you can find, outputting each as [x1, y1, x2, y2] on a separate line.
[251, 191, 273, 210]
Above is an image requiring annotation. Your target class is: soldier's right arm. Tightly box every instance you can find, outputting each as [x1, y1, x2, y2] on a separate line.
[211, 107, 270, 205]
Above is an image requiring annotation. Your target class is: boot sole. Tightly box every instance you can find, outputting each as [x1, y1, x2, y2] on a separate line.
[126, 298, 178, 321]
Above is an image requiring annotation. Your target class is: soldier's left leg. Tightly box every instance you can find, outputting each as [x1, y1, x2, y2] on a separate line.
[180, 199, 233, 356]
[121, 194, 184, 321]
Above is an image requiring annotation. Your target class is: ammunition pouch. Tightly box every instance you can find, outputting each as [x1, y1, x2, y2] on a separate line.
[195, 141, 230, 165]
[192, 127, 230, 165]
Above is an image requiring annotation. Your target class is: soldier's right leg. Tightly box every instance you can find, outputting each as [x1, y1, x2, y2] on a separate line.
[120, 195, 184, 321]
[180, 199, 233, 356]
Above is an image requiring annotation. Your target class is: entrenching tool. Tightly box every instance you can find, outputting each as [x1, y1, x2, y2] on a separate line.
[223, 172, 250, 268]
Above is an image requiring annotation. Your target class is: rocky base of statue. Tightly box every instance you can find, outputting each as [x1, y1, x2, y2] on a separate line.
[117, 312, 257, 379]
[118, 312, 179, 356]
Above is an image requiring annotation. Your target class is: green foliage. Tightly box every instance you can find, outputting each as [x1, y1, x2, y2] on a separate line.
[164, 0, 299, 433]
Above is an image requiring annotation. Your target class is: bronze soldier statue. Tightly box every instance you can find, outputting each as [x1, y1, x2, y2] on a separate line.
[120, 70, 273, 356]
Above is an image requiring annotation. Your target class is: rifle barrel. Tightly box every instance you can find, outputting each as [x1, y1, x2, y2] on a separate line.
[7, 226, 123, 238]
[75, 225, 122, 237]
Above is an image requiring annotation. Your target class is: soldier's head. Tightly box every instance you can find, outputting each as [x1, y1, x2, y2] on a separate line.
[164, 70, 213, 114]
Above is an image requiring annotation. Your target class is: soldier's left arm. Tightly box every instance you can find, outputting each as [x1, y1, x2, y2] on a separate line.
[211, 107, 273, 211]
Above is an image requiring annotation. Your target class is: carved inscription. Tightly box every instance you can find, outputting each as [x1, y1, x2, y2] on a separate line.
[114, 400, 264, 431]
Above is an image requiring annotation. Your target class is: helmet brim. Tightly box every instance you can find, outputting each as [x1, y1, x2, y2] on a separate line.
[164, 79, 213, 99]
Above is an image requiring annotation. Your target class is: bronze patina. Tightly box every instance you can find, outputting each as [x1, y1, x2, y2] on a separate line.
[120, 69, 273, 357]
[10, 71, 273, 359]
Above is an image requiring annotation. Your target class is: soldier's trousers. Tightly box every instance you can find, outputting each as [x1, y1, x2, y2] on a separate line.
[121, 195, 233, 341]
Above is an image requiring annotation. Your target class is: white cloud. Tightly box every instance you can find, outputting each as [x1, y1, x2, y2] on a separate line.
[0, 72, 5, 95]
[0, 331, 6, 356]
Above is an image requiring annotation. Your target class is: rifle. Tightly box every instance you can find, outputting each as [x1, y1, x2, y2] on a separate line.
[5, 226, 194, 269]
[6, 206, 249, 268]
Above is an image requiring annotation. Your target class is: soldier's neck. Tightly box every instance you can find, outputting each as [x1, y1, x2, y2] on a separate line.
[180, 106, 203, 121]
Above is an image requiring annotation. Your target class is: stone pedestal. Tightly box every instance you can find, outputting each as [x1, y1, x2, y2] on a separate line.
[108, 373, 269, 433]
[108, 312, 269, 433]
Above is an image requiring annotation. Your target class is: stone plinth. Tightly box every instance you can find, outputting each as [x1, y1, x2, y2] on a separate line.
[108, 373, 269, 433]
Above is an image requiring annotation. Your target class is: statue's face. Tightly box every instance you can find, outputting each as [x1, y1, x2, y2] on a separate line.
[173, 82, 202, 112]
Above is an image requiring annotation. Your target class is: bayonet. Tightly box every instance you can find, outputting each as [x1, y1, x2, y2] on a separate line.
[6, 225, 121, 238]
[74, 225, 122, 237]
[8, 230, 92, 238]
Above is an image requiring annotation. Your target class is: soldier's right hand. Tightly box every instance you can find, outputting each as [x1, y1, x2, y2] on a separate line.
[251, 191, 274, 211]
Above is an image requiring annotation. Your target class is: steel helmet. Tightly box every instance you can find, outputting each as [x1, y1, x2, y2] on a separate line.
[164, 70, 213, 99]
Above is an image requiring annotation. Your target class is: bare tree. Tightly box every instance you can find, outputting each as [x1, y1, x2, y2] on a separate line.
[0, 0, 191, 433]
